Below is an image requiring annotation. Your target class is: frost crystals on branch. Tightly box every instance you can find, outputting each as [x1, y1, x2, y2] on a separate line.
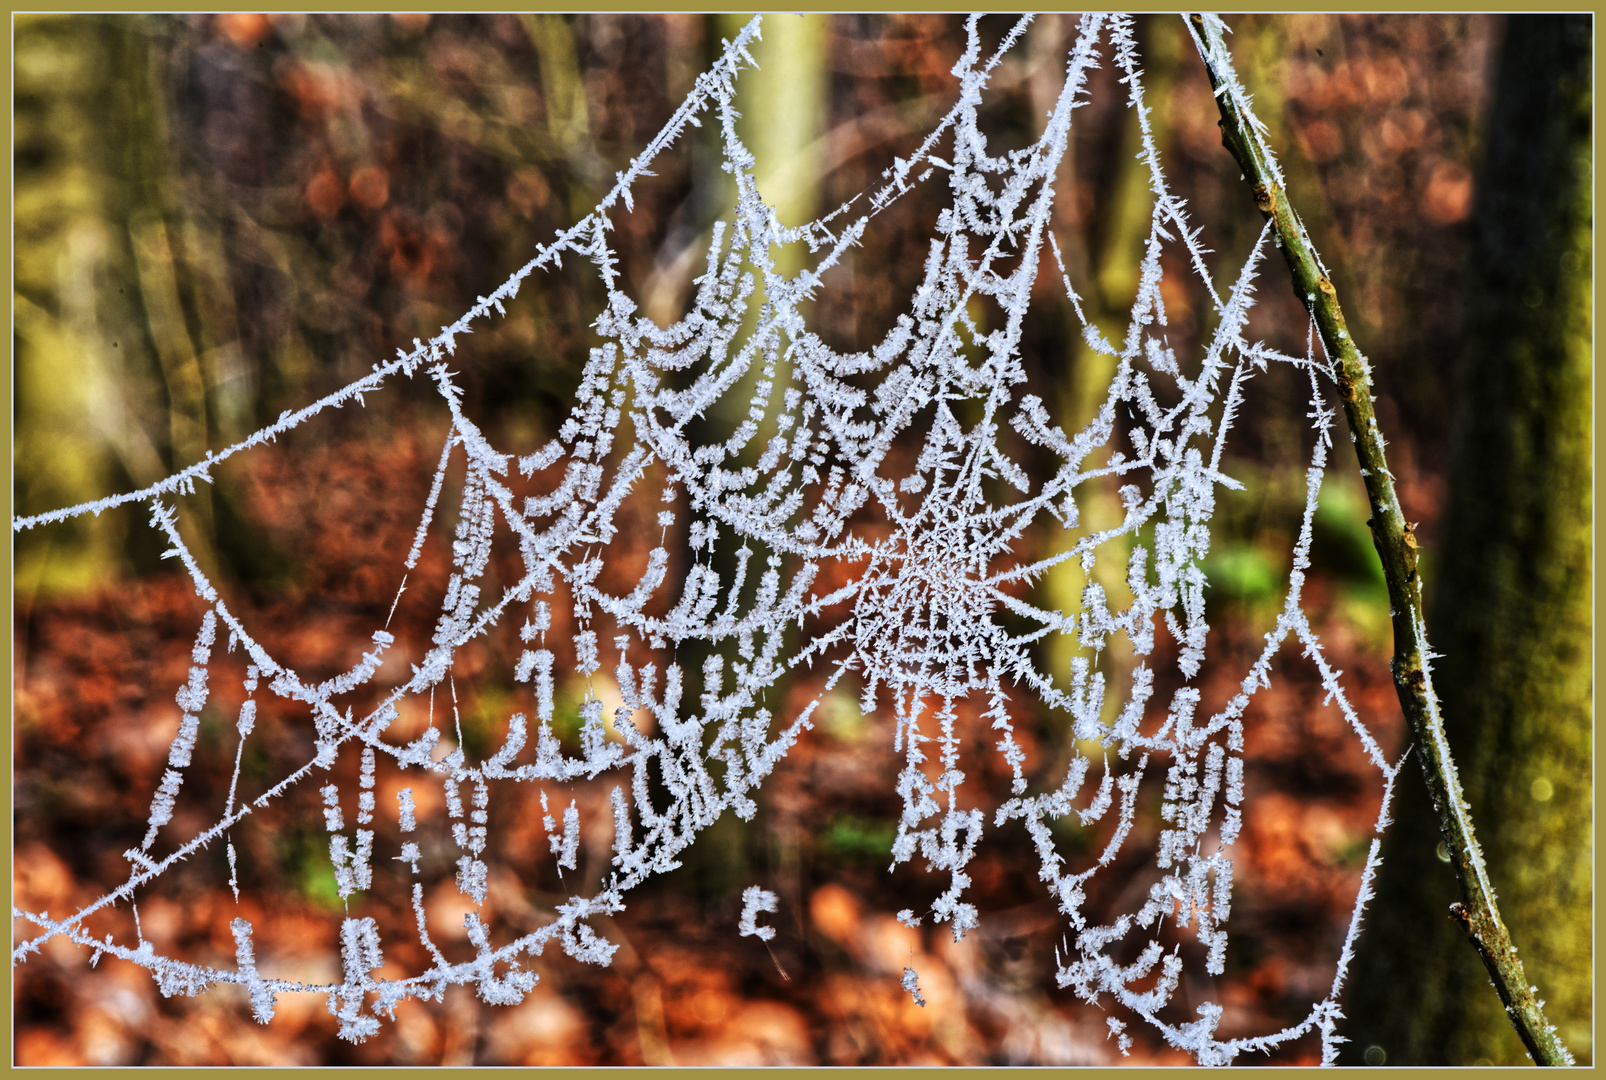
[12, 14, 1399, 1065]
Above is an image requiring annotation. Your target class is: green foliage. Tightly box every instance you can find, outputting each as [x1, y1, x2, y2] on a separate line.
[817, 815, 899, 863]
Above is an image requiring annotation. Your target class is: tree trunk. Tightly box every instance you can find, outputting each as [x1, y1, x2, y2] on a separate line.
[1344, 14, 1592, 1066]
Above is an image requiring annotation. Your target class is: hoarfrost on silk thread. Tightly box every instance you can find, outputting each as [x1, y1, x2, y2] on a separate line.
[12, 14, 1400, 1065]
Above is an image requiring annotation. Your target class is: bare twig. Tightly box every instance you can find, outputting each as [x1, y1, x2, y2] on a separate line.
[1186, 13, 1573, 1068]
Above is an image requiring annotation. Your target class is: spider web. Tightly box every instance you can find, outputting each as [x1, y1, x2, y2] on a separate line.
[13, 14, 1402, 1064]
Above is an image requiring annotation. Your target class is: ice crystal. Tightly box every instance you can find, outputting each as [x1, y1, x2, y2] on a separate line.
[12, 14, 1400, 1064]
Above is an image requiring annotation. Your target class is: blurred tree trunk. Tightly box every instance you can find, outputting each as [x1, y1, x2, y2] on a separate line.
[670, 14, 830, 918]
[13, 15, 224, 598]
[1344, 14, 1592, 1066]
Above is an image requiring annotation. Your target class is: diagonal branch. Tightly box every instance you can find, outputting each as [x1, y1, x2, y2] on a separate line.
[1185, 13, 1573, 1068]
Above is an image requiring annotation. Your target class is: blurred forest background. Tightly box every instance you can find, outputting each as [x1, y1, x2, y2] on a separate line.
[12, 13, 1589, 1066]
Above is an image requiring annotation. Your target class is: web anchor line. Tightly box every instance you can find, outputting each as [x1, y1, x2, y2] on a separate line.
[14, 15, 1394, 1064]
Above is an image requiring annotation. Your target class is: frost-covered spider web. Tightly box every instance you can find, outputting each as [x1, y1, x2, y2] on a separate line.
[13, 13, 1403, 1065]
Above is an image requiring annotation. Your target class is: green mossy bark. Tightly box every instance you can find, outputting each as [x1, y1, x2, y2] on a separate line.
[1344, 15, 1592, 1066]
